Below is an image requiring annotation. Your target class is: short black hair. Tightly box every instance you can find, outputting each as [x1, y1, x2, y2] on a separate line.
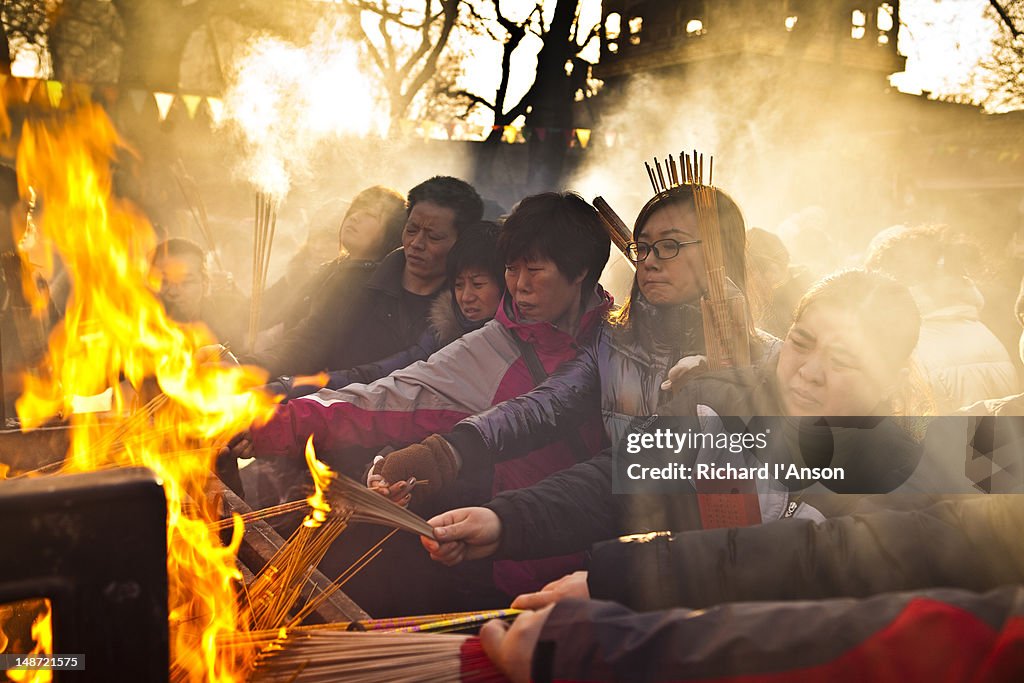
[151, 238, 207, 277]
[498, 192, 611, 291]
[407, 176, 484, 234]
[446, 220, 504, 287]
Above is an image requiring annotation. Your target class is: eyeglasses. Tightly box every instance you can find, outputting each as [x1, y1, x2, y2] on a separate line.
[626, 238, 702, 263]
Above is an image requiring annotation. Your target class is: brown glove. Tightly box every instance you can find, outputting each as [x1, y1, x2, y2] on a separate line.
[372, 435, 459, 505]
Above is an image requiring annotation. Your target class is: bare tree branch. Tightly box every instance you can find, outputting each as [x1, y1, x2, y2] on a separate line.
[988, 0, 1022, 38]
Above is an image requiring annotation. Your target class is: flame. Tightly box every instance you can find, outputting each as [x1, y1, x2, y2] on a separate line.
[11, 101, 278, 681]
[222, 17, 381, 198]
[2, 598, 52, 683]
[302, 436, 335, 529]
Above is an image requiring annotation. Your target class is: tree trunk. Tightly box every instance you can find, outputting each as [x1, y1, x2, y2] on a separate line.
[523, 0, 579, 192]
[113, 0, 201, 89]
[0, 23, 12, 75]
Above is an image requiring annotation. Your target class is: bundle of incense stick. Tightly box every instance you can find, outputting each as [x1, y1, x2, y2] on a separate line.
[243, 438, 351, 631]
[249, 631, 506, 683]
[688, 160, 750, 371]
[242, 509, 351, 631]
[327, 471, 436, 538]
[644, 149, 714, 194]
[221, 609, 522, 652]
[592, 196, 633, 258]
[247, 191, 278, 352]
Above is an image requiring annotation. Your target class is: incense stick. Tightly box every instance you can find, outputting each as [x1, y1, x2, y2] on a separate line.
[327, 473, 436, 538]
[250, 631, 505, 683]
[248, 191, 278, 353]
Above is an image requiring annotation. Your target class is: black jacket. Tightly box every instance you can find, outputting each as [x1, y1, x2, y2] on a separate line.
[252, 249, 441, 377]
[534, 585, 1024, 682]
[586, 494, 1024, 611]
[485, 363, 923, 561]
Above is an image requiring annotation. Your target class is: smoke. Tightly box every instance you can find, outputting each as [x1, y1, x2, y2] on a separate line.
[220, 18, 382, 199]
[567, 55, 973, 278]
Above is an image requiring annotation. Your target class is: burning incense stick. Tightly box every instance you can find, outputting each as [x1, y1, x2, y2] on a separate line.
[327, 472, 436, 538]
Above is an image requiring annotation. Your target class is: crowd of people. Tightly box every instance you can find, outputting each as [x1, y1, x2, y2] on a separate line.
[139, 170, 1024, 679]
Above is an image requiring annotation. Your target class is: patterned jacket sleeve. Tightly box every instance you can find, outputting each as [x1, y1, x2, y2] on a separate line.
[532, 588, 1024, 682]
[249, 324, 513, 458]
[586, 494, 1024, 612]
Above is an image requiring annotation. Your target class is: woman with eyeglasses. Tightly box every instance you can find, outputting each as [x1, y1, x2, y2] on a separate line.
[370, 185, 776, 512]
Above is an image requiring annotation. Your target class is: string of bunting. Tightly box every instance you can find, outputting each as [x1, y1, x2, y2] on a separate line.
[0, 73, 615, 147]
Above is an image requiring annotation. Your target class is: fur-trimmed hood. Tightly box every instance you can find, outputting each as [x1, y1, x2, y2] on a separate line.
[429, 290, 484, 347]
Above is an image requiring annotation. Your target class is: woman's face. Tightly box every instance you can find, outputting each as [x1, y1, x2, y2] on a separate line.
[454, 268, 502, 322]
[776, 304, 902, 416]
[635, 203, 706, 306]
[339, 203, 386, 259]
[505, 256, 584, 325]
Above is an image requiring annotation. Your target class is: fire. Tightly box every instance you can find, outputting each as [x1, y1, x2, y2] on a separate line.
[10, 101, 278, 681]
[302, 436, 335, 529]
[2, 598, 52, 683]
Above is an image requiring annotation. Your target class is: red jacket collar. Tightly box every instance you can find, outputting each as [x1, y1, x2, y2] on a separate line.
[496, 285, 613, 350]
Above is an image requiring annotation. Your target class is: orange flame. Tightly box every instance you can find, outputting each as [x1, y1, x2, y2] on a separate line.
[3, 598, 52, 683]
[302, 436, 334, 529]
[11, 102, 278, 681]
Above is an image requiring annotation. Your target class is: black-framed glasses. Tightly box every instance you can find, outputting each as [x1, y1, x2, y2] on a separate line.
[626, 238, 702, 263]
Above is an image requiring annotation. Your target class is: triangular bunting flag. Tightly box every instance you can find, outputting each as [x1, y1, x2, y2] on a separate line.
[154, 92, 175, 121]
[535, 127, 548, 142]
[576, 128, 591, 148]
[205, 97, 225, 125]
[45, 80, 63, 108]
[503, 125, 518, 144]
[181, 94, 202, 119]
[128, 90, 147, 114]
[604, 130, 618, 147]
